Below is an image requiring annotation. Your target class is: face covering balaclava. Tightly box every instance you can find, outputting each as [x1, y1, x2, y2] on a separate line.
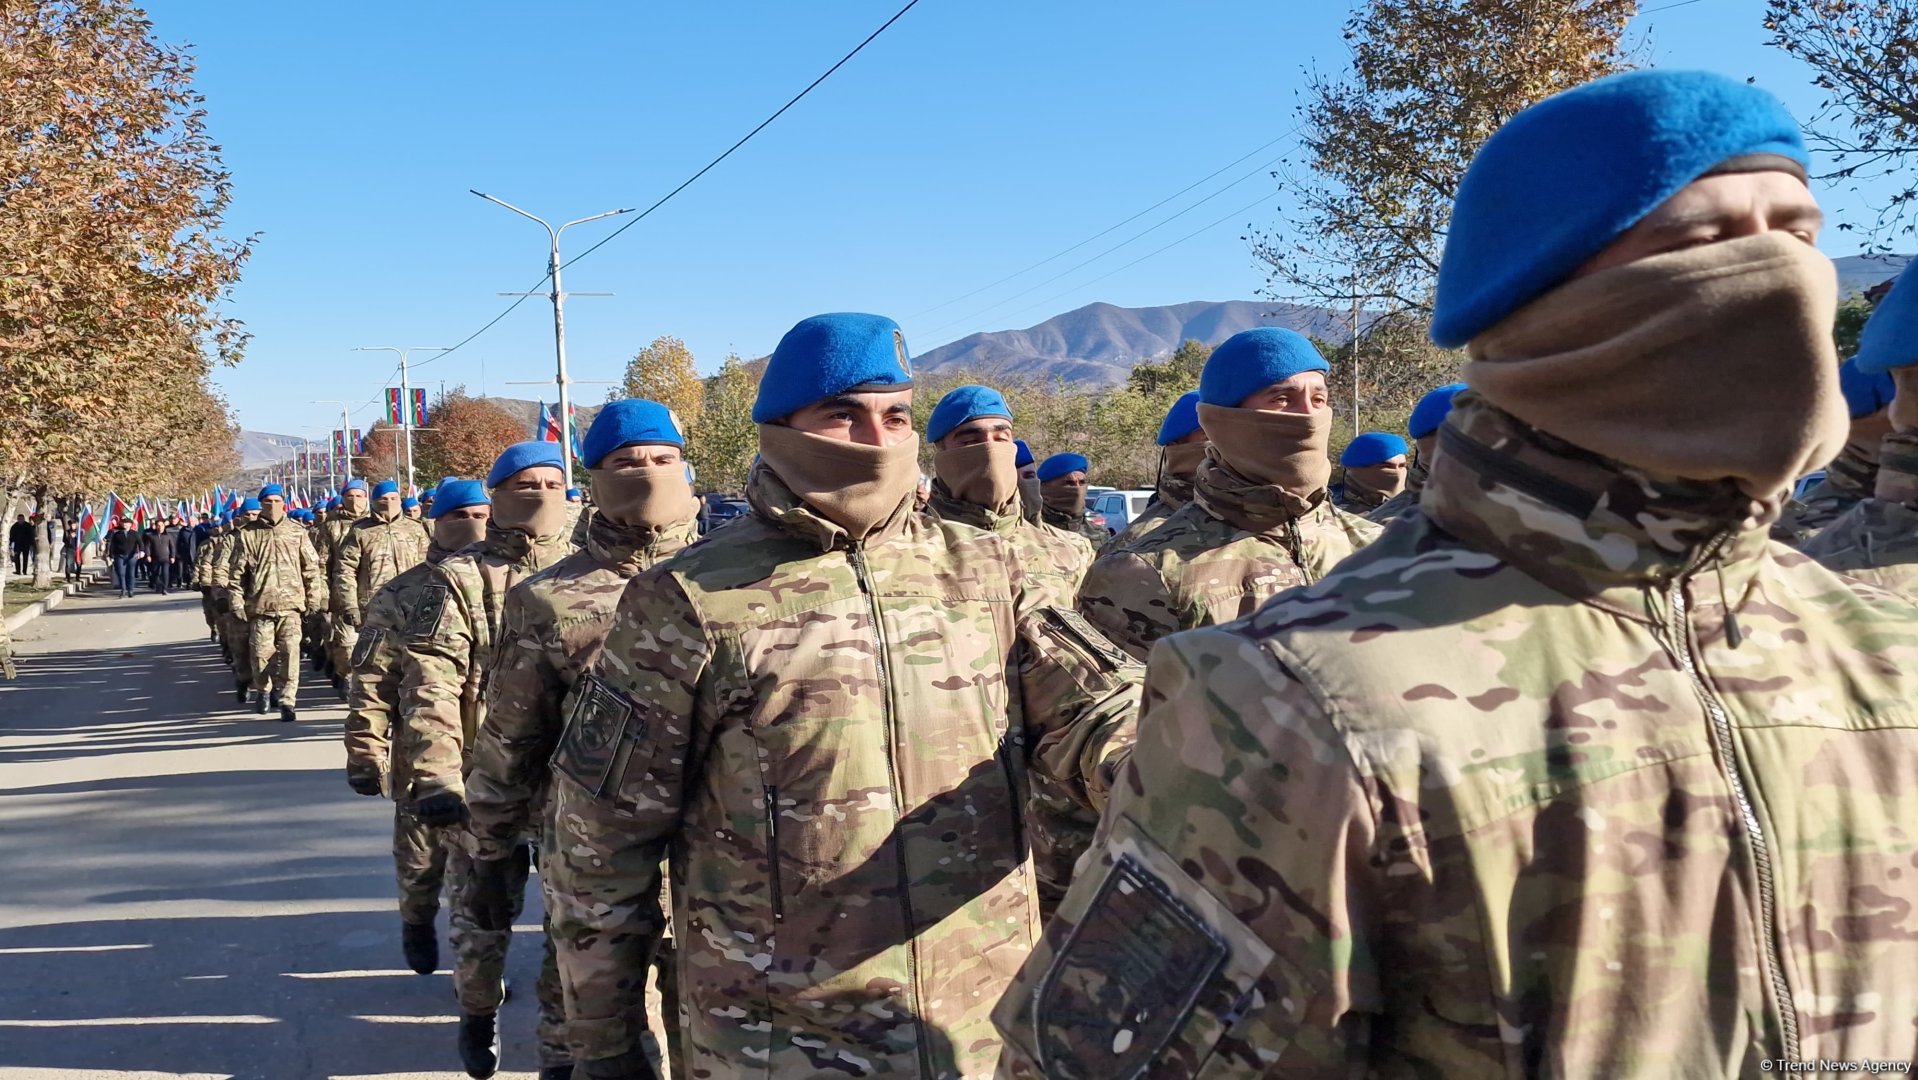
[1195, 403, 1334, 497]
[1162, 441, 1209, 486]
[259, 501, 286, 525]
[1041, 477, 1086, 516]
[434, 514, 488, 551]
[342, 491, 367, 517]
[590, 460, 699, 529]
[489, 485, 569, 539]
[1018, 474, 1042, 517]
[934, 440, 1020, 513]
[1464, 231, 1846, 501]
[756, 424, 922, 541]
[373, 493, 401, 521]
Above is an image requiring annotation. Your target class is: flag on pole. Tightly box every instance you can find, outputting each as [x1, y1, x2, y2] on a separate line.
[385, 388, 403, 425]
[104, 492, 125, 524]
[411, 388, 428, 427]
[131, 496, 149, 530]
[78, 503, 99, 549]
[535, 402, 563, 443]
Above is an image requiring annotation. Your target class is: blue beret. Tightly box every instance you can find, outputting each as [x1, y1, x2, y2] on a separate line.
[566, 488, 582, 499]
[1037, 453, 1089, 482]
[1838, 358, 1896, 417]
[486, 440, 566, 488]
[342, 479, 366, 493]
[752, 313, 913, 424]
[371, 480, 399, 498]
[401, 497, 419, 510]
[1853, 264, 1918, 373]
[583, 398, 686, 467]
[1199, 328, 1330, 407]
[1014, 440, 1034, 468]
[421, 486, 437, 499]
[1408, 382, 1468, 439]
[1156, 391, 1202, 445]
[240, 497, 261, 512]
[1434, 70, 1809, 347]
[1341, 432, 1410, 468]
[429, 479, 490, 518]
[258, 484, 283, 499]
[927, 385, 1014, 444]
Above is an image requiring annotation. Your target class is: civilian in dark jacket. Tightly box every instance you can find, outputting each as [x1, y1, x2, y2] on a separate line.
[142, 524, 176, 595]
[8, 515, 31, 576]
[105, 521, 140, 597]
[173, 520, 197, 588]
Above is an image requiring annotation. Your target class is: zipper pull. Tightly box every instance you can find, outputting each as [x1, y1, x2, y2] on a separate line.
[1716, 559, 1743, 649]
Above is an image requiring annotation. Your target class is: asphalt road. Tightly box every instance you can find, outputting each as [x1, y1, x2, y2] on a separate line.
[0, 583, 546, 1080]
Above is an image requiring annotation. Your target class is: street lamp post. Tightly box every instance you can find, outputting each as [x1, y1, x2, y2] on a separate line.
[353, 347, 449, 495]
[471, 191, 633, 481]
[312, 399, 358, 489]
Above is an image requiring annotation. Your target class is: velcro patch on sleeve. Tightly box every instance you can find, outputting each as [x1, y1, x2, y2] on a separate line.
[552, 674, 642, 799]
[349, 626, 386, 670]
[405, 584, 449, 638]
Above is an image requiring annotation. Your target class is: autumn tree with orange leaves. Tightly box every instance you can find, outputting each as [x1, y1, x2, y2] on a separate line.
[0, 0, 252, 591]
[416, 390, 529, 484]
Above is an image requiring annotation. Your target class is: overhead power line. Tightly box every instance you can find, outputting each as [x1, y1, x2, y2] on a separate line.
[398, 0, 926, 377]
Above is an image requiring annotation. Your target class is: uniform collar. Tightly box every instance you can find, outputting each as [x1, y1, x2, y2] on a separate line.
[745, 461, 915, 553]
[585, 508, 699, 571]
[927, 481, 1019, 535]
[1422, 395, 1775, 619]
[1189, 456, 1319, 534]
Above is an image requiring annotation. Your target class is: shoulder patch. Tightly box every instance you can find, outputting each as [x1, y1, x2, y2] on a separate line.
[349, 626, 387, 669]
[1035, 855, 1229, 1080]
[405, 584, 449, 638]
[551, 674, 640, 798]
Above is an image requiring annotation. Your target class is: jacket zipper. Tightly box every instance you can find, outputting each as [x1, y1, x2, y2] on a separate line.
[847, 543, 931, 1076]
[1657, 531, 1799, 1061]
[764, 785, 783, 922]
[998, 729, 1029, 861]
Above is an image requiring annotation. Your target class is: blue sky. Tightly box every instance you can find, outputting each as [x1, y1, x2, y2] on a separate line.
[143, 0, 1878, 438]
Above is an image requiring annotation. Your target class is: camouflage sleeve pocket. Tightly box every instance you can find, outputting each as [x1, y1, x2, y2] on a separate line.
[405, 584, 448, 638]
[551, 675, 645, 801]
[1026, 813, 1274, 1080]
[1039, 607, 1138, 673]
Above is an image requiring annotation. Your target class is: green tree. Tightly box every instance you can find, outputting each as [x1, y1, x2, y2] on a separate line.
[1126, 339, 1210, 396]
[1834, 294, 1875, 360]
[1254, 0, 1633, 316]
[1766, 0, 1918, 247]
[687, 355, 760, 494]
[619, 335, 704, 434]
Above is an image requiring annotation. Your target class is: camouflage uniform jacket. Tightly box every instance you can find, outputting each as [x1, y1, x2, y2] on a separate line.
[997, 395, 1918, 1078]
[334, 512, 430, 621]
[1801, 430, 1918, 599]
[464, 510, 700, 860]
[1077, 455, 1380, 661]
[193, 526, 231, 588]
[317, 509, 366, 607]
[925, 481, 1090, 604]
[1097, 471, 1193, 556]
[1042, 502, 1108, 545]
[1772, 439, 1876, 544]
[396, 525, 572, 803]
[545, 463, 1143, 1077]
[221, 517, 323, 618]
[1366, 459, 1427, 524]
[343, 542, 459, 794]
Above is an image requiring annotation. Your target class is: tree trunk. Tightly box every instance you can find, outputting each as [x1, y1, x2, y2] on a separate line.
[0, 477, 22, 617]
[31, 483, 53, 589]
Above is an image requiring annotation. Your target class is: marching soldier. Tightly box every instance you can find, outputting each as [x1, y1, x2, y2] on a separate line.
[222, 485, 322, 721]
[464, 400, 703, 1080]
[395, 442, 574, 1079]
[342, 480, 492, 980]
[335, 479, 430, 644]
[999, 70, 1918, 1076]
[207, 503, 260, 703]
[1076, 327, 1378, 661]
[1100, 390, 1206, 552]
[542, 312, 1142, 1080]
[1368, 380, 1465, 523]
[318, 480, 370, 689]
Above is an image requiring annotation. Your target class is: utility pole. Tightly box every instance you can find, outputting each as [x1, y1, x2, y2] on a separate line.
[354, 347, 449, 495]
[472, 191, 633, 481]
[312, 399, 356, 489]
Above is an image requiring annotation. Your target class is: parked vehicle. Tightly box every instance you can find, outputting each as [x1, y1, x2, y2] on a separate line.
[1088, 489, 1155, 536]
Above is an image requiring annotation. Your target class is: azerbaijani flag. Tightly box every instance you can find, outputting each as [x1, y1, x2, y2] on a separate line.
[77, 503, 99, 552]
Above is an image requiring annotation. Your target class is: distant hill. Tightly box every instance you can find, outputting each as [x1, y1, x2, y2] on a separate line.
[912, 300, 1362, 386]
[237, 430, 305, 470]
[1835, 253, 1910, 296]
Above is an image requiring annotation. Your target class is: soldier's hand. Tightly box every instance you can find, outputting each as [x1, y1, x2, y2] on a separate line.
[577, 1047, 662, 1080]
[468, 854, 518, 932]
[346, 771, 383, 797]
[412, 790, 467, 828]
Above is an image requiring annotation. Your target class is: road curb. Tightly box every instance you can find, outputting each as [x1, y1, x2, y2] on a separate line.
[5, 572, 99, 634]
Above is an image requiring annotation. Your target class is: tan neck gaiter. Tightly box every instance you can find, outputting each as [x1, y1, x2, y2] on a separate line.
[1890, 368, 1918, 435]
[259, 505, 286, 525]
[489, 489, 569, 539]
[1018, 477, 1043, 522]
[934, 441, 1019, 513]
[590, 463, 699, 529]
[757, 424, 921, 541]
[1041, 480, 1086, 516]
[1196, 403, 1333, 496]
[1163, 441, 1208, 485]
[1466, 232, 1846, 501]
[434, 516, 488, 551]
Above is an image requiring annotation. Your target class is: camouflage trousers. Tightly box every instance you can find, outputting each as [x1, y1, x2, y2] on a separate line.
[221, 611, 252, 681]
[446, 842, 568, 1067]
[394, 805, 449, 926]
[329, 619, 358, 683]
[248, 612, 303, 706]
[0, 625, 15, 680]
[200, 590, 218, 630]
[1027, 775, 1100, 922]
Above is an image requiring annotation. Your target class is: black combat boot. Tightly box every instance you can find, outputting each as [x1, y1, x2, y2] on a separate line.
[251, 689, 266, 714]
[458, 1011, 500, 1079]
[233, 679, 248, 704]
[268, 689, 282, 709]
[279, 704, 296, 724]
[400, 919, 437, 974]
